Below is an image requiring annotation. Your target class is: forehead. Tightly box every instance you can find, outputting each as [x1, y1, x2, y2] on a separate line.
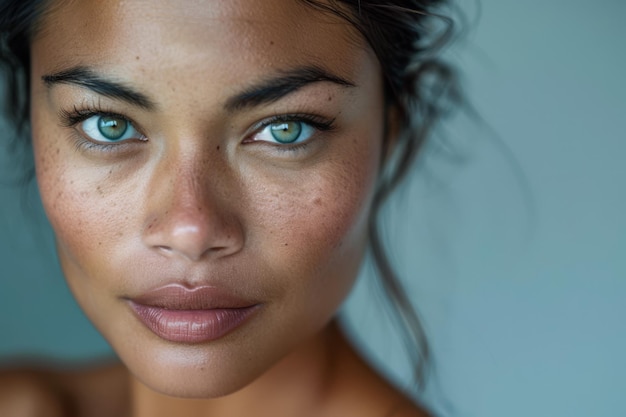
[33, 0, 369, 86]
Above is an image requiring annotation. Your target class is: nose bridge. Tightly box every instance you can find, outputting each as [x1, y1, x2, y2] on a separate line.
[174, 149, 218, 210]
[142, 143, 243, 262]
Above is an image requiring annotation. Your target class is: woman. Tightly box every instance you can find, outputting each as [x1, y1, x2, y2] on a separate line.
[0, 0, 457, 416]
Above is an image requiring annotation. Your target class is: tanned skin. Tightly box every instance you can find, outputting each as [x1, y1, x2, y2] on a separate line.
[1, 1, 431, 416]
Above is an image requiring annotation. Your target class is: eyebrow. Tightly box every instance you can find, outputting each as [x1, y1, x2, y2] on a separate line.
[42, 66, 156, 110]
[41, 64, 355, 113]
[224, 65, 355, 112]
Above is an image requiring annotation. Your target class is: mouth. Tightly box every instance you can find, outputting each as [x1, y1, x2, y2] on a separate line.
[127, 284, 261, 344]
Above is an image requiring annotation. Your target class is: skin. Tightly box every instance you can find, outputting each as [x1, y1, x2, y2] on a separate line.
[17, 0, 427, 415]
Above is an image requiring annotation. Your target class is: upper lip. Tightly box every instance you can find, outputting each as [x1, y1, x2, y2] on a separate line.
[127, 283, 257, 310]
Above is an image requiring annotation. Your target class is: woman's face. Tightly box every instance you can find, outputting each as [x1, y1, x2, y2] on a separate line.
[30, 0, 384, 397]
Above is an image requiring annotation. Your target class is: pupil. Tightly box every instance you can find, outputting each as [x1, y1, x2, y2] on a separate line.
[270, 121, 301, 144]
[98, 116, 128, 140]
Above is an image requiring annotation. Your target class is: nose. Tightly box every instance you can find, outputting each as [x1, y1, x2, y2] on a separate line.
[141, 153, 244, 262]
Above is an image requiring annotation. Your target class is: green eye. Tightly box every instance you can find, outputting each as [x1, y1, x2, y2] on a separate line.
[97, 116, 129, 140]
[251, 118, 316, 147]
[78, 114, 143, 145]
[270, 121, 302, 144]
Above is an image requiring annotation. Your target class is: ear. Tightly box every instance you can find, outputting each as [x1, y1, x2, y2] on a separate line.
[382, 104, 402, 163]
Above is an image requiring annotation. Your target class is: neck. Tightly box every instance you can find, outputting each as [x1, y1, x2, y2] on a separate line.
[130, 321, 347, 417]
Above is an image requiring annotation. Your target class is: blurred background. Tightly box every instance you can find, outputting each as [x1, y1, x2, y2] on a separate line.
[1, 1, 624, 416]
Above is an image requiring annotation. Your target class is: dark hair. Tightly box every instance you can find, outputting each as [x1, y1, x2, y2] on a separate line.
[0, 0, 459, 409]
[299, 0, 460, 391]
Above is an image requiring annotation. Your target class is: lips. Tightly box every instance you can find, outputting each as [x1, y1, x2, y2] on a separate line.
[127, 284, 260, 344]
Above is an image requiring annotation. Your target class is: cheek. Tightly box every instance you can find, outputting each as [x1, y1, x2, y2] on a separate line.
[32, 117, 132, 283]
[266, 162, 372, 257]
[243, 132, 381, 315]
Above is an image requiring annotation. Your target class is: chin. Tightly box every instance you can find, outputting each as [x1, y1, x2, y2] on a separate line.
[121, 343, 272, 398]
[104, 311, 312, 399]
[139, 370, 255, 399]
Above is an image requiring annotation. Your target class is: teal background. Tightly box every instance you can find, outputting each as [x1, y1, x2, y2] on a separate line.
[1, 1, 624, 416]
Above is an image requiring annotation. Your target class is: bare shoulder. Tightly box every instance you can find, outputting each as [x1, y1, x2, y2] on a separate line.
[0, 368, 68, 417]
[0, 360, 129, 417]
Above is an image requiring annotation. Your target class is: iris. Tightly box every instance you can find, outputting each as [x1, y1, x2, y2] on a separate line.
[270, 121, 302, 144]
[97, 116, 129, 141]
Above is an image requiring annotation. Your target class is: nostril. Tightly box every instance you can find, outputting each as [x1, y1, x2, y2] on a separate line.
[142, 205, 244, 261]
[156, 245, 174, 255]
[152, 242, 235, 261]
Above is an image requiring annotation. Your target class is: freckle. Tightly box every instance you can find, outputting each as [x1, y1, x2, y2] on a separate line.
[136, 55, 140, 60]
[98, 242, 102, 246]
[270, 40, 274, 46]
[56, 148, 60, 154]
[327, 96, 332, 101]
[216, 145, 220, 151]
[283, 243, 288, 246]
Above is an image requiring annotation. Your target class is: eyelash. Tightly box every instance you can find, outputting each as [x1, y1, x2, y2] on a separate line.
[246, 113, 336, 153]
[59, 105, 117, 127]
[58, 106, 336, 153]
[59, 105, 142, 152]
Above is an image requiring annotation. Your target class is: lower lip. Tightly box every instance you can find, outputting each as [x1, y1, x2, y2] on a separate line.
[129, 303, 260, 344]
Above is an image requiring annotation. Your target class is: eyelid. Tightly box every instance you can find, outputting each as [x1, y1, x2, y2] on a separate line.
[60, 105, 123, 127]
[80, 115, 145, 144]
[249, 113, 335, 133]
[244, 113, 335, 144]
[58, 107, 147, 151]
[240, 113, 336, 153]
